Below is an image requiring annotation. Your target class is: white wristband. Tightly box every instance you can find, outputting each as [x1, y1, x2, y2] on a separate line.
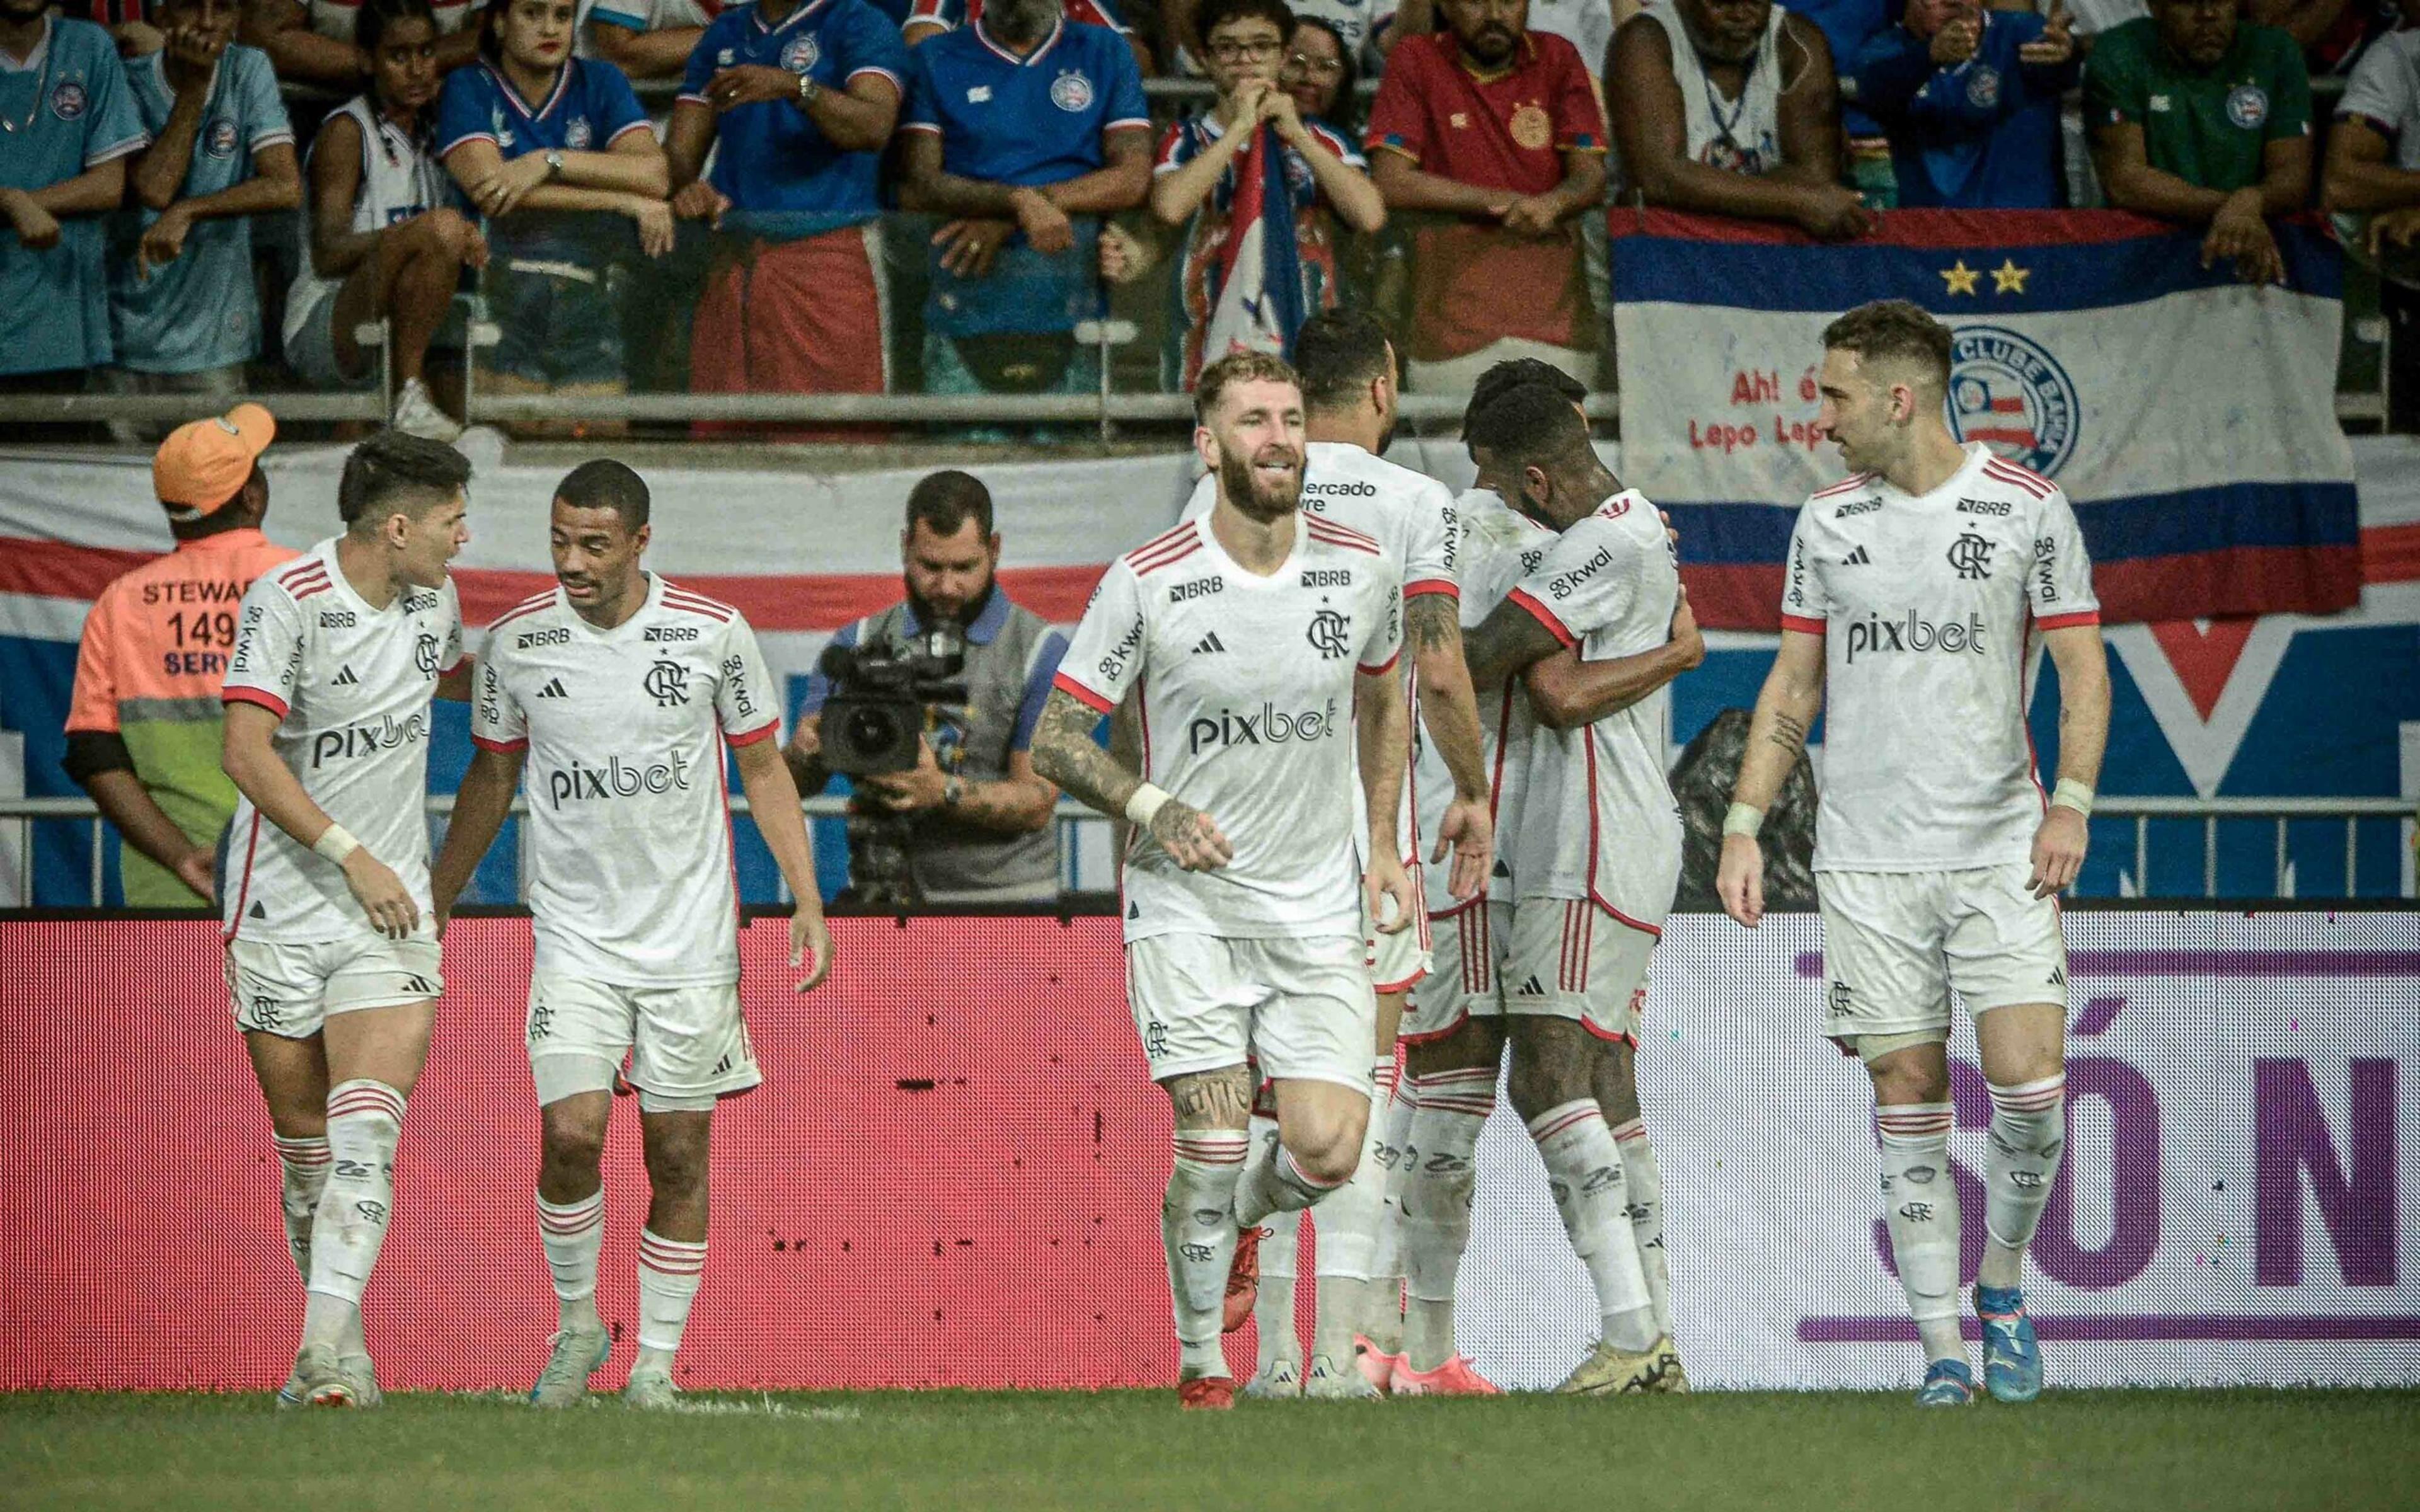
[1722, 802, 1765, 840]
[314, 823, 360, 866]
[2050, 779, 2095, 818]
[1125, 783, 1172, 830]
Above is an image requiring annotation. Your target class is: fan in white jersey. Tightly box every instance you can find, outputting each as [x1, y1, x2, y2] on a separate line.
[1031, 350, 1418, 1412]
[1423, 385, 1697, 1395]
[1172, 311, 1495, 1398]
[285, 0, 487, 440]
[1718, 301, 2111, 1409]
[430, 461, 833, 1411]
[219, 430, 477, 1410]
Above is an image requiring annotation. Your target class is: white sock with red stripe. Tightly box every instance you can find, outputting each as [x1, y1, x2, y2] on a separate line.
[272, 1134, 331, 1286]
[1610, 1117, 1672, 1339]
[1168, 1129, 1248, 1380]
[1979, 1074, 2066, 1290]
[1877, 1101, 1964, 1365]
[1528, 1099, 1657, 1354]
[1235, 1142, 1348, 1228]
[1401, 1066, 1495, 1372]
[1307, 1074, 1390, 1362]
[302, 1080, 406, 1351]
[1363, 1056, 1411, 1355]
[537, 1190, 606, 1333]
[634, 1229, 707, 1377]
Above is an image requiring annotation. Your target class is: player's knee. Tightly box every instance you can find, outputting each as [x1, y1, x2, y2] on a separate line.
[1407, 1018, 1504, 1079]
[1865, 1046, 1950, 1107]
[538, 1103, 609, 1174]
[1592, 1046, 1640, 1125]
[642, 1125, 712, 1196]
[1279, 1103, 1368, 1187]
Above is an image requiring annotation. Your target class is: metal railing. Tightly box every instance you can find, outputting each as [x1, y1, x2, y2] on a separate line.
[3, 794, 2410, 908]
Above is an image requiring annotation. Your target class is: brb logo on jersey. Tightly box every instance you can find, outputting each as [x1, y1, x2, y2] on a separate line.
[1947, 326, 2077, 478]
[547, 750, 696, 809]
[1187, 698, 1341, 754]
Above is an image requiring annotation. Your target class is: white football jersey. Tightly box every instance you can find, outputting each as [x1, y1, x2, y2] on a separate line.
[1412, 488, 1555, 907]
[1057, 512, 1405, 944]
[221, 541, 464, 945]
[474, 575, 780, 986]
[1509, 490, 1684, 932]
[1780, 442, 2100, 872]
[284, 96, 444, 353]
[1181, 440, 1457, 865]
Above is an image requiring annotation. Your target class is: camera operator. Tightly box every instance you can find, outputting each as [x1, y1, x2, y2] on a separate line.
[786, 471, 1069, 906]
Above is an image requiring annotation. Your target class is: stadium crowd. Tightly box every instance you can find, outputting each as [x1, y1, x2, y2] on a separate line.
[4, 0, 2409, 438]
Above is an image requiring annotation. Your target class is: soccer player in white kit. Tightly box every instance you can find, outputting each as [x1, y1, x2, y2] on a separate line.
[1395, 377, 1707, 1394]
[1176, 310, 1495, 1397]
[1717, 301, 2111, 1407]
[1429, 386, 1700, 1393]
[430, 461, 834, 1410]
[219, 430, 477, 1409]
[1032, 351, 1420, 1411]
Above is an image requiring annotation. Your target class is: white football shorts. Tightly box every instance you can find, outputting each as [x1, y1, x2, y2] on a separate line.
[1125, 932, 1377, 1092]
[1364, 859, 1432, 995]
[1401, 899, 1509, 1044]
[1815, 861, 2070, 1046]
[226, 930, 442, 1038]
[526, 969, 762, 1111]
[1505, 896, 1654, 1046]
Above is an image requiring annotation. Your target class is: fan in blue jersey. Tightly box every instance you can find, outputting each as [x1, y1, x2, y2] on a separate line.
[897, 0, 1149, 423]
[104, 0, 297, 411]
[0, 1, 149, 381]
[436, 0, 670, 401]
[1848, 0, 2080, 209]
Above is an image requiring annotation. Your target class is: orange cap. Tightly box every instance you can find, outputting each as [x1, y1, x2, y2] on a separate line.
[154, 403, 276, 521]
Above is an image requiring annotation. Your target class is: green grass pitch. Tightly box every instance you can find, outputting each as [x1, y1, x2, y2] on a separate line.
[5, 1389, 2416, 1511]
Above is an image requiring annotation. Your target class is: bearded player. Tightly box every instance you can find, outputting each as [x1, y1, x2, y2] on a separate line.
[1176, 309, 1494, 1397]
[431, 460, 834, 1410]
[1032, 350, 1419, 1411]
[220, 430, 476, 1408]
[1719, 300, 2109, 1407]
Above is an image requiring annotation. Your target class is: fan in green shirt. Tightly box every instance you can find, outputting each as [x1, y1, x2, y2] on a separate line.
[2083, 0, 2313, 284]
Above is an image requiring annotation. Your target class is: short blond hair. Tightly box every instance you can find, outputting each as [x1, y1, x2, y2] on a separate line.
[1194, 350, 1301, 425]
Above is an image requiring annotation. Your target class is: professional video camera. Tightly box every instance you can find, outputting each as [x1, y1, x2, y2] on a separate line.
[816, 626, 969, 777]
[816, 626, 969, 909]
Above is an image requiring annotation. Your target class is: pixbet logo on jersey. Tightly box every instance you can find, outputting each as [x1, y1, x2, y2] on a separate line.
[1843, 610, 1991, 665]
[310, 710, 431, 768]
[548, 749, 696, 810]
[1186, 698, 1342, 755]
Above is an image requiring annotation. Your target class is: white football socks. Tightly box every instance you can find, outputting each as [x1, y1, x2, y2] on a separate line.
[634, 1228, 706, 1377]
[1364, 1062, 1416, 1356]
[1308, 1089, 1386, 1365]
[271, 1133, 330, 1286]
[303, 1080, 406, 1351]
[1167, 1130, 1248, 1379]
[1877, 1101, 1964, 1365]
[1400, 1067, 1494, 1372]
[538, 1189, 606, 1333]
[1980, 1074, 2067, 1290]
[1528, 1099, 1657, 1354]
[1235, 1142, 1346, 1228]
[1246, 1116, 1301, 1376]
[1610, 1116, 1673, 1340]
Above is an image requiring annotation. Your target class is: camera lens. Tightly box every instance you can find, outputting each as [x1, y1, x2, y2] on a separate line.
[843, 706, 897, 752]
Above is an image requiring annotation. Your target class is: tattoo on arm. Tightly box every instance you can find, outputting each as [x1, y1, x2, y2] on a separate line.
[1028, 688, 1143, 818]
[1165, 1065, 1255, 1131]
[1462, 604, 1564, 690]
[1404, 593, 1460, 656]
[1768, 711, 1809, 755]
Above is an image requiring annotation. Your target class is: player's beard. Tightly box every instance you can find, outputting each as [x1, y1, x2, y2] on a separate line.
[1219, 444, 1301, 523]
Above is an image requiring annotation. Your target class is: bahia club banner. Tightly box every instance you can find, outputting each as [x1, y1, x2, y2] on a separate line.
[1609, 209, 2363, 633]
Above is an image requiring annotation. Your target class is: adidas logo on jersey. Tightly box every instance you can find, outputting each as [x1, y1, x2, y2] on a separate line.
[1841, 546, 1873, 566]
[537, 677, 568, 699]
[1517, 975, 1546, 996]
[1191, 632, 1226, 655]
[333, 665, 360, 686]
